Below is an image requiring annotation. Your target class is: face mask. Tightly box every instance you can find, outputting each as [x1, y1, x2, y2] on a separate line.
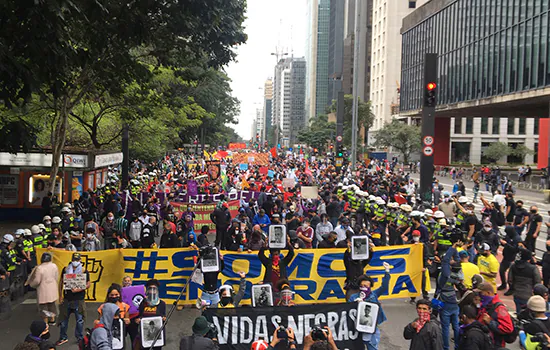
[475, 303, 481, 309]
[480, 294, 494, 307]
[109, 296, 121, 303]
[108, 216, 114, 220]
[87, 233, 93, 239]
[517, 205, 522, 209]
[40, 332, 51, 340]
[302, 224, 308, 229]
[146, 286, 160, 306]
[444, 198, 449, 203]
[531, 209, 537, 214]
[359, 286, 371, 299]
[220, 296, 232, 306]
[71, 261, 80, 268]
[45, 221, 51, 226]
[413, 236, 420, 242]
[483, 227, 492, 232]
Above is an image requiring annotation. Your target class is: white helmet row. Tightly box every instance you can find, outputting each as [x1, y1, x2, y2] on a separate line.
[61, 207, 71, 213]
[24, 229, 32, 237]
[31, 225, 41, 234]
[3, 234, 14, 244]
[434, 211, 445, 219]
[458, 196, 468, 204]
[400, 204, 412, 212]
[387, 202, 399, 209]
[52, 216, 62, 224]
[424, 209, 433, 216]
[43, 215, 51, 222]
[14, 229, 25, 237]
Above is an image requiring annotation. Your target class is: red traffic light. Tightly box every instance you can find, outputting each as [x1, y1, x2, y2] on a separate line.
[426, 82, 437, 91]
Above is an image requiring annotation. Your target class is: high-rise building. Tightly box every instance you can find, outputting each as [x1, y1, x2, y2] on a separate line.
[328, 0, 345, 104]
[255, 108, 264, 140]
[399, 0, 549, 166]
[306, 0, 331, 122]
[250, 118, 258, 141]
[262, 79, 273, 144]
[370, 0, 427, 132]
[273, 57, 307, 147]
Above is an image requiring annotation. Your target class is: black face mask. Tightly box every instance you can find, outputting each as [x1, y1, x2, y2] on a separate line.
[41, 332, 51, 340]
[546, 245, 550, 252]
[109, 296, 121, 303]
[531, 210, 537, 214]
[220, 296, 232, 306]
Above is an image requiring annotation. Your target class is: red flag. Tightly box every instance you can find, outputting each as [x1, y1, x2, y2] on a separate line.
[270, 147, 277, 159]
[305, 160, 313, 177]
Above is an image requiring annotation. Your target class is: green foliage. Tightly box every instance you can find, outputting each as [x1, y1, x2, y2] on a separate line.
[509, 144, 535, 162]
[373, 121, 421, 164]
[330, 95, 374, 147]
[297, 115, 335, 150]
[483, 142, 511, 162]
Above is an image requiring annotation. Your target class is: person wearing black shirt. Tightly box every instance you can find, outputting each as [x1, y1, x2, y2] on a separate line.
[474, 223, 500, 255]
[526, 206, 543, 253]
[137, 279, 167, 350]
[262, 195, 275, 217]
[498, 226, 524, 291]
[200, 251, 224, 306]
[318, 231, 338, 248]
[56, 253, 90, 346]
[505, 192, 516, 225]
[326, 196, 341, 227]
[210, 203, 231, 249]
[513, 200, 529, 236]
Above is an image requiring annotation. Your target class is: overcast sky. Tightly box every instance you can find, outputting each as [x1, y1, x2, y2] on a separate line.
[224, 0, 307, 140]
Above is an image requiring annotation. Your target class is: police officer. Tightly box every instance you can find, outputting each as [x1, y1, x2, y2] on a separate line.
[31, 225, 46, 250]
[23, 229, 36, 271]
[13, 229, 27, 261]
[51, 216, 62, 230]
[395, 204, 412, 245]
[0, 234, 21, 282]
[42, 216, 52, 237]
[434, 219, 453, 259]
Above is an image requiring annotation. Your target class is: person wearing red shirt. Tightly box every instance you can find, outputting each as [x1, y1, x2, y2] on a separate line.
[296, 219, 314, 248]
[475, 282, 514, 348]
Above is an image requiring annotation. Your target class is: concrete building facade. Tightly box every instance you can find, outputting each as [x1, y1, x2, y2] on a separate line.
[262, 79, 273, 145]
[328, 0, 345, 105]
[274, 57, 307, 147]
[370, 0, 427, 132]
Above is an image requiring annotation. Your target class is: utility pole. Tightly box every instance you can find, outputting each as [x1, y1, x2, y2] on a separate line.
[121, 123, 129, 190]
[351, 0, 362, 171]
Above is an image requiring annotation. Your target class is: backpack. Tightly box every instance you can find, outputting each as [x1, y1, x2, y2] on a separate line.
[468, 326, 494, 350]
[78, 323, 104, 350]
[487, 302, 519, 344]
[495, 210, 505, 226]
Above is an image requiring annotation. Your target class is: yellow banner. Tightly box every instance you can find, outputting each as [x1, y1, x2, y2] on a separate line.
[37, 244, 424, 305]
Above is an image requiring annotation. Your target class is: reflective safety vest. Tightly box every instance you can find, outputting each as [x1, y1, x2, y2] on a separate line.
[456, 211, 465, 226]
[23, 239, 34, 254]
[33, 235, 44, 248]
[397, 213, 409, 227]
[387, 210, 397, 222]
[375, 207, 385, 219]
[436, 230, 452, 247]
[7, 249, 17, 271]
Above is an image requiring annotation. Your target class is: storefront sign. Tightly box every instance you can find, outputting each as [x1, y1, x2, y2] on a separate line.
[94, 153, 123, 168]
[63, 154, 88, 168]
[0, 174, 19, 205]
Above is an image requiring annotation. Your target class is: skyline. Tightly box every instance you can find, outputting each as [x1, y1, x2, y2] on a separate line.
[225, 0, 307, 140]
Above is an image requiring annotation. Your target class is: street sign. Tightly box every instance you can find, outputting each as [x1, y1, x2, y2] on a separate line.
[423, 136, 434, 146]
[423, 146, 434, 156]
[336, 135, 343, 142]
[335, 157, 343, 167]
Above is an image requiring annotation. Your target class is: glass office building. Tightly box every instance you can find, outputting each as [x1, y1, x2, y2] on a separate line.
[400, 0, 550, 113]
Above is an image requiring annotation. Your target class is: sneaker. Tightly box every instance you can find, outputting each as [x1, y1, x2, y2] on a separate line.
[497, 284, 507, 291]
[56, 339, 68, 346]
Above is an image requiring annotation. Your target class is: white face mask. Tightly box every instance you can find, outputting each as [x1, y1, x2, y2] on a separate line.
[108, 216, 114, 220]
[413, 236, 420, 242]
[86, 233, 93, 239]
[71, 261, 80, 267]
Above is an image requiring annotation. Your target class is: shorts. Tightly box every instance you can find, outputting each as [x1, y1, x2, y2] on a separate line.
[39, 302, 58, 318]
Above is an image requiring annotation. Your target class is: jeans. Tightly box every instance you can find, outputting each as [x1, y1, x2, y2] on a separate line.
[525, 234, 536, 253]
[59, 301, 84, 341]
[440, 302, 459, 350]
[363, 328, 381, 350]
[514, 296, 528, 315]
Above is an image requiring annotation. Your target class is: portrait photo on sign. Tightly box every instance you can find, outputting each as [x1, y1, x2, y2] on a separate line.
[268, 225, 287, 249]
[356, 301, 379, 334]
[140, 316, 164, 348]
[200, 247, 220, 273]
[111, 318, 124, 349]
[351, 236, 369, 260]
[251, 284, 273, 307]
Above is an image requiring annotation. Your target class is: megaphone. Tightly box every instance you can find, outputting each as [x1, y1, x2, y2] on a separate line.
[196, 297, 212, 309]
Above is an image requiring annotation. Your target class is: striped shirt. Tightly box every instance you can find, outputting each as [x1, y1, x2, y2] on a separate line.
[115, 217, 128, 235]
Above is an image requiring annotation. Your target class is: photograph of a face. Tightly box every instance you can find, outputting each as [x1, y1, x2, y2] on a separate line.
[140, 316, 165, 348]
[111, 318, 124, 349]
[251, 284, 274, 307]
[356, 301, 379, 334]
[269, 225, 286, 249]
[201, 247, 220, 273]
[351, 236, 369, 260]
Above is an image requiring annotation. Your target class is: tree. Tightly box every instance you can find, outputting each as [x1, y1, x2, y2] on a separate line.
[297, 115, 335, 150]
[330, 95, 374, 147]
[509, 144, 535, 163]
[483, 142, 510, 162]
[0, 0, 247, 192]
[373, 121, 421, 164]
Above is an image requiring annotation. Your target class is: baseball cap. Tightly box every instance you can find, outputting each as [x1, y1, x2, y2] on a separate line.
[412, 230, 421, 236]
[534, 283, 549, 297]
[458, 250, 469, 258]
[250, 340, 269, 350]
[72, 252, 81, 261]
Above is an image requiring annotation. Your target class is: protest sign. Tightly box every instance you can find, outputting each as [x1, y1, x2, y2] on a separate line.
[267, 170, 274, 178]
[37, 244, 425, 305]
[186, 180, 198, 196]
[63, 273, 87, 290]
[301, 186, 318, 199]
[122, 285, 146, 315]
[239, 163, 248, 171]
[282, 177, 295, 189]
[172, 200, 240, 232]
[206, 160, 221, 180]
[203, 302, 362, 349]
[259, 166, 268, 175]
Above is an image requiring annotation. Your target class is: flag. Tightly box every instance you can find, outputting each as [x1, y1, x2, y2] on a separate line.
[270, 147, 277, 159]
[203, 150, 211, 160]
[305, 159, 313, 177]
[241, 176, 250, 189]
[190, 267, 203, 285]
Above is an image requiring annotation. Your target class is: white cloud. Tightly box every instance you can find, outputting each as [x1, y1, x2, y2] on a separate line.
[225, 0, 307, 140]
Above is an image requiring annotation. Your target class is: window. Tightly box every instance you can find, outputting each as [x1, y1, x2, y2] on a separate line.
[409, 1, 416, 9]
[492, 117, 500, 134]
[465, 117, 474, 134]
[507, 117, 515, 134]
[518, 118, 526, 135]
[481, 117, 489, 134]
[534, 117, 540, 135]
[454, 117, 462, 134]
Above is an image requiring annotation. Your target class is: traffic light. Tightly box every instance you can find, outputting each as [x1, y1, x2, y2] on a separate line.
[329, 144, 334, 150]
[338, 151, 343, 157]
[424, 82, 437, 107]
